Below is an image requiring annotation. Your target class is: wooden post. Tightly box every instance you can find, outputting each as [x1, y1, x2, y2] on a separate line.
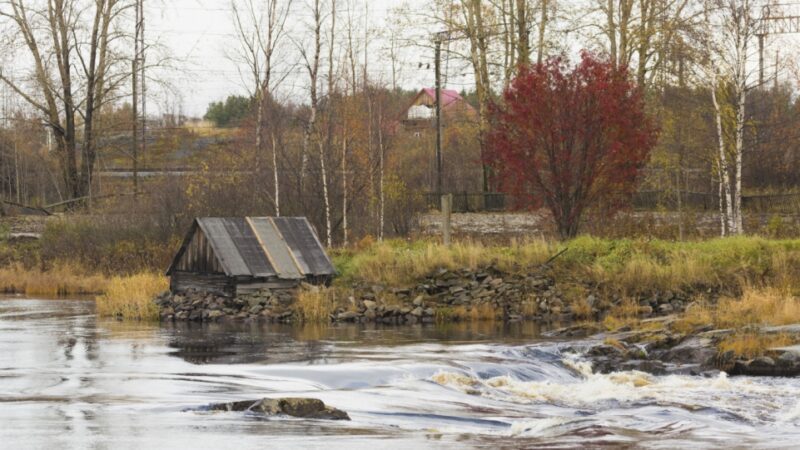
[441, 193, 452, 246]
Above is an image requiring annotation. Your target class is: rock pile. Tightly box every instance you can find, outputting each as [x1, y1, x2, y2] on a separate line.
[565, 323, 800, 377]
[156, 288, 295, 322]
[331, 266, 567, 324]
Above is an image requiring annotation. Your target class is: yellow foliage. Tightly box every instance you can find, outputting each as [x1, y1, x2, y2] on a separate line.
[718, 333, 797, 359]
[95, 273, 168, 321]
[0, 263, 108, 296]
[296, 287, 337, 323]
[675, 287, 800, 331]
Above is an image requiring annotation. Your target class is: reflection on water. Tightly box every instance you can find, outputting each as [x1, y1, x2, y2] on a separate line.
[160, 319, 558, 365]
[1, 298, 800, 449]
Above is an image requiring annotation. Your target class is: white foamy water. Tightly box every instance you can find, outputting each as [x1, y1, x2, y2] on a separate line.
[2, 298, 800, 449]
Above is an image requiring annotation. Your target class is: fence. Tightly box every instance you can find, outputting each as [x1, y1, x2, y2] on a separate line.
[424, 191, 800, 214]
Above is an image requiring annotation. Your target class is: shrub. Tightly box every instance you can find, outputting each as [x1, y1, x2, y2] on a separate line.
[95, 273, 168, 320]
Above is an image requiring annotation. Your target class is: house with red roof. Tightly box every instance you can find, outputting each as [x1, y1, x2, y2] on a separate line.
[402, 88, 477, 130]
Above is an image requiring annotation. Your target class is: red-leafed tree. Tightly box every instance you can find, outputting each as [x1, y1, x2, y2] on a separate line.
[487, 52, 658, 239]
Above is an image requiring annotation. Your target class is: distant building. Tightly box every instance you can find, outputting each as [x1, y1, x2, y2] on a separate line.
[166, 217, 335, 297]
[402, 88, 477, 131]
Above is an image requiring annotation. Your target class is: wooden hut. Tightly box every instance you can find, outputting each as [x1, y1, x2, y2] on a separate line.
[166, 217, 335, 296]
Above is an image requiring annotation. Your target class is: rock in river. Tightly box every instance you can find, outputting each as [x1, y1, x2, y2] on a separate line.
[207, 397, 350, 420]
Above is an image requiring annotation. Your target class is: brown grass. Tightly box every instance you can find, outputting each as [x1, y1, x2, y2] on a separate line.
[718, 333, 797, 359]
[295, 287, 338, 323]
[668, 287, 800, 358]
[0, 263, 109, 296]
[469, 302, 499, 321]
[95, 273, 168, 320]
[335, 239, 555, 286]
[602, 297, 644, 331]
[674, 286, 800, 331]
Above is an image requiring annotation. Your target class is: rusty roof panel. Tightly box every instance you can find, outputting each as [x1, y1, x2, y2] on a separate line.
[248, 217, 303, 279]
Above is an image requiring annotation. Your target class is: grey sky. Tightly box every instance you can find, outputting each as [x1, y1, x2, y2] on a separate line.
[150, 0, 442, 117]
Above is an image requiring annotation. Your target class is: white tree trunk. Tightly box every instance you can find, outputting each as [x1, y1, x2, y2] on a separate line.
[271, 132, 280, 216]
[318, 140, 332, 247]
[733, 37, 747, 235]
[342, 130, 348, 246]
[711, 81, 733, 235]
[378, 107, 385, 241]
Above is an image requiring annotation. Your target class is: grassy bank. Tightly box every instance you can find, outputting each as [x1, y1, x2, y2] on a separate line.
[3, 234, 800, 331]
[333, 236, 800, 295]
[0, 263, 109, 296]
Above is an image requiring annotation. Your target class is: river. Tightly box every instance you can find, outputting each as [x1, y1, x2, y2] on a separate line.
[2, 298, 799, 449]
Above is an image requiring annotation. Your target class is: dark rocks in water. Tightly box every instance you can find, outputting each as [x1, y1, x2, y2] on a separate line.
[544, 323, 603, 338]
[659, 337, 717, 368]
[730, 353, 800, 377]
[207, 397, 350, 421]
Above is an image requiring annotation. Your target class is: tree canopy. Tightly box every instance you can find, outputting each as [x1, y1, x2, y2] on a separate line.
[487, 52, 658, 239]
[204, 95, 253, 127]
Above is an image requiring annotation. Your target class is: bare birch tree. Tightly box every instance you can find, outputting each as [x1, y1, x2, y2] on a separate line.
[0, 0, 128, 201]
[703, 0, 761, 235]
[298, 0, 324, 208]
[230, 0, 293, 215]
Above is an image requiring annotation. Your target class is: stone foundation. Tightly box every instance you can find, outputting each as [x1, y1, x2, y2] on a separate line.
[156, 265, 706, 324]
[156, 288, 296, 322]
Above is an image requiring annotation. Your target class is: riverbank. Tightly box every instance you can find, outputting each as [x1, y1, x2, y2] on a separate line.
[4, 234, 800, 363]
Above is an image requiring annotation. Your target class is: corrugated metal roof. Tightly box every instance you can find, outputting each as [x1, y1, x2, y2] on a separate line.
[168, 217, 335, 279]
[272, 218, 335, 276]
[248, 217, 302, 280]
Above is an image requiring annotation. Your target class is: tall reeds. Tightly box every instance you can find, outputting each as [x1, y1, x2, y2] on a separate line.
[95, 273, 168, 320]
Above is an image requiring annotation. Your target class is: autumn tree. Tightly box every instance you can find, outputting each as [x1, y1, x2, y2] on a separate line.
[487, 52, 658, 238]
[0, 0, 127, 201]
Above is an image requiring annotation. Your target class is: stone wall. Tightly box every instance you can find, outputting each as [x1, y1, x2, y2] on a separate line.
[156, 264, 711, 324]
[156, 289, 296, 322]
[418, 211, 800, 238]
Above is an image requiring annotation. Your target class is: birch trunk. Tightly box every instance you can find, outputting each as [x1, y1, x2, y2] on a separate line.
[733, 37, 747, 235]
[272, 133, 280, 216]
[377, 104, 385, 241]
[711, 82, 733, 234]
[341, 129, 348, 246]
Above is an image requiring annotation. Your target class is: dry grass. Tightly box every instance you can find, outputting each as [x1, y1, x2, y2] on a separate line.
[334, 236, 800, 304]
[469, 302, 499, 321]
[434, 306, 468, 323]
[95, 273, 168, 321]
[295, 287, 338, 323]
[718, 333, 797, 359]
[0, 263, 109, 296]
[674, 286, 800, 331]
[334, 238, 555, 286]
[668, 286, 800, 358]
[602, 297, 644, 331]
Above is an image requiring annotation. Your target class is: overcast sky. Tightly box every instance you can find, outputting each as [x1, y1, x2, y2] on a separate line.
[3, 0, 797, 119]
[150, 0, 445, 117]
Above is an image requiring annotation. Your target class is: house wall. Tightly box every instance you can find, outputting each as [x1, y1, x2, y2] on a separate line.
[173, 227, 224, 274]
[170, 271, 234, 297]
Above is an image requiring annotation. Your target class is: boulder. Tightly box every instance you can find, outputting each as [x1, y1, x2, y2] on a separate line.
[337, 311, 360, 321]
[207, 397, 350, 420]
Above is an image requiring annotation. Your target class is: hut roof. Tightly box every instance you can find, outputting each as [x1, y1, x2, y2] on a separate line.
[166, 217, 335, 279]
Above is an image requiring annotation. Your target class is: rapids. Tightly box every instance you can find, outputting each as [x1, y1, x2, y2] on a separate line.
[1, 298, 799, 449]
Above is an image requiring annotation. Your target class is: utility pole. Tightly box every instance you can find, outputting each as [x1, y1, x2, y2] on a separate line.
[757, 6, 800, 86]
[132, 0, 140, 196]
[434, 33, 444, 196]
[139, 0, 146, 169]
